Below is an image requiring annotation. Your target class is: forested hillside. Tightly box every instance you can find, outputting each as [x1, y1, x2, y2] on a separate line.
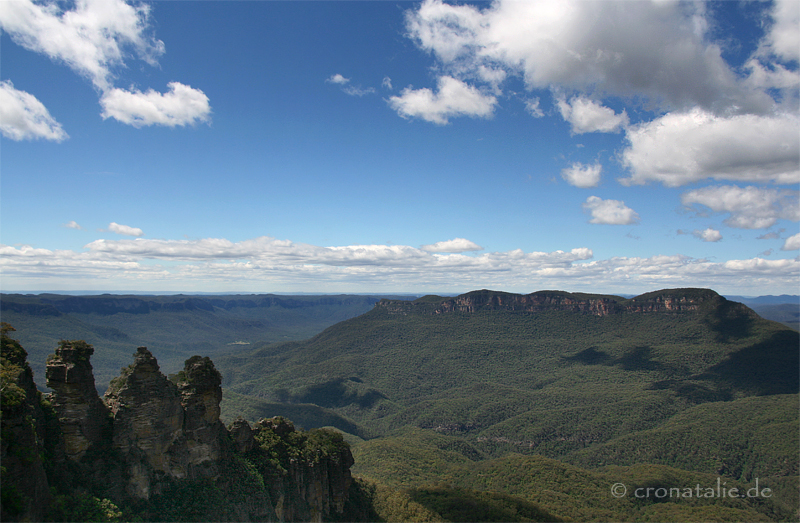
[216, 288, 799, 521]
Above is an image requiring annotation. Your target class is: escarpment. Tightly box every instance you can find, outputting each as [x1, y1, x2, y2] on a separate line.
[2, 337, 357, 521]
[377, 288, 736, 317]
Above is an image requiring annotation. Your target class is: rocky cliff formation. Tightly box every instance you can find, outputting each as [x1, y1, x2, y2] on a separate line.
[45, 340, 111, 461]
[231, 417, 354, 522]
[0, 324, 55, 522]
[377, 288, 735, 317]
[2, 333, 359, 521]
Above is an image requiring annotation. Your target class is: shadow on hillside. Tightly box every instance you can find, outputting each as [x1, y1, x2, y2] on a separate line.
[648, 379, 732, 403]
[697, 330, 800, 395]
[563, 347, 611, 365]
[704, 300, 756, 342]
[563, 346, 667, 373]
[279, 378, 387, 409]
[611, 346, 666, 372]
[407, 485, 563, 522]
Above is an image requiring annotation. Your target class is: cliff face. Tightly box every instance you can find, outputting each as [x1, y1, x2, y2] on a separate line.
[378, 288, 725, 317]
[22, 341, 356, 521]
[0, 325, 55, 522]
[45, 340, 110, 461]
[103, 347, 188, 498]
[233, 417, 354, 522]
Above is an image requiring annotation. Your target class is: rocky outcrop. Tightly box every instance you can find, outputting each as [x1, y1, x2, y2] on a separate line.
[244, 417, 354, 523]
[229, 417, 257, 452]
[36, 341, 359, 521]
[1, 325, 55, 522]
[100, 348, 234, 498]
[103, 347, 187, 498]
[378, 288, 723, 317]
[177, 355, 228, 476]
[40, 342, 353, 521]
[45, 340, 110, 461]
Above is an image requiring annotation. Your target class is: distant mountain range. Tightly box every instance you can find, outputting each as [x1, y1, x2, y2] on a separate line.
[0, 293, 403, 389]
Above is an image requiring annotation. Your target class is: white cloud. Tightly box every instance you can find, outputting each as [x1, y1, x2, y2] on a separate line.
[382, 77, 393, 90]
[327, 74, 350, 85]
[108, 222, 144, 237]
[342, 85, 375, 97]
[388, 76, 497, 125]
[0, 0, 210, 130]
[64, 221, 83, 230]
[561, 162, 602, 188]
[403, 0, 771, 113]
[420, 238, 483, 253]
[0, 0, 164, 92]
[0, 80, 68, 142]
[556, 96, 628, 134]
[2, 238, 798, 295]
[620, 109, 800, 187]
[782, 233, 800, 251]
[327, 74, 375, 97]
[100, 83, 211, 128]
[681, 185, 800, 229]
[524, 97, 543, 118]
[758, 0, 800, 63]
[582, 196, 640, 225]
[693, 228, 722, 242]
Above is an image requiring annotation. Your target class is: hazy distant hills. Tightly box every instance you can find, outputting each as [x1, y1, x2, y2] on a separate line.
[0, 293, 410, 389]
[724, 295, 800, 331]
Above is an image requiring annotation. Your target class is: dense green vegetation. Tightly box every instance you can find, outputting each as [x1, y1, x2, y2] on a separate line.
[214, 289, 798, 521]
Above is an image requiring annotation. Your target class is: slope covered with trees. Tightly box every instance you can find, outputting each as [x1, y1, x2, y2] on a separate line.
[216, 288, 799, 521]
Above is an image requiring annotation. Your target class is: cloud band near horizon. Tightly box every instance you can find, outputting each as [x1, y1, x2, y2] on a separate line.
[1, 236, 797, 295]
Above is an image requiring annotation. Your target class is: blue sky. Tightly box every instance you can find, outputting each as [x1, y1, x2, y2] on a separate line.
[1, 0, 798, 296]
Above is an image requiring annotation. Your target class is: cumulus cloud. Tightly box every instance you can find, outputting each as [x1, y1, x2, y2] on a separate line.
[620, 109, 800, 187]
[403, 0, 770, 113]
[100, 83, 211, 127]
[2, 238, 797, 295]
[583, 196, 640, 225]
[327, 74, 350, 85]
[0, 0, 210, 130]
[420, 238, 483, 253]
[561, 162, 601, 188]
[556, 96, 628, 134]
[388, 76, 497, 124]
[0, 81, 68, 141]
[382, 77, 393, 90]
[693, 228, 722, 242]
[681, 186, 800, 229]
[782, 233, 800, 251]
[63, 221, 83, 230]
[757, 0, 800, 63]
[0, 0, 163, 91]
[108, 222, 144, 237]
